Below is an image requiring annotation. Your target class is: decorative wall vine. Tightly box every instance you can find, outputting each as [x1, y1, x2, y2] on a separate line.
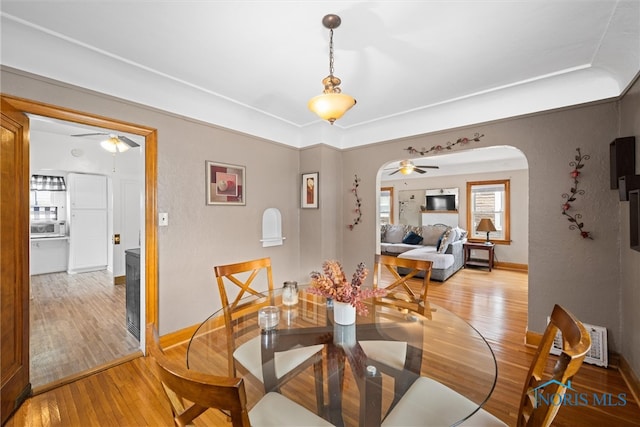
[561, 148, 593, 239]
[404, 133, 485, 156]
[347, 175, 362, 230]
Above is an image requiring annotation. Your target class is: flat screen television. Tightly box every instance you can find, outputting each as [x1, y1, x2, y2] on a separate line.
[426, 194, 456, 211]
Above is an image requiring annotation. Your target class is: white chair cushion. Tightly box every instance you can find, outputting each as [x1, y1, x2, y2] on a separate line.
[233, 336, 324, 382]
[249, 392, 335, 426]
[382, 377, 506, 427]
[358, 340, 407, 371]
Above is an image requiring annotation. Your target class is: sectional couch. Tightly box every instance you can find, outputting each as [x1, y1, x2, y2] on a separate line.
[380, 223, 467, 281]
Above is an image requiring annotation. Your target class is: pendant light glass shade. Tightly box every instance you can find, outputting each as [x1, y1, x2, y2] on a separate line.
[308, 92, 356, 124]
[100, 136, 130, 153]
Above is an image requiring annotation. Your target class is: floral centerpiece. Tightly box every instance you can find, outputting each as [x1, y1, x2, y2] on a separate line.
[308, 260, 387, 316]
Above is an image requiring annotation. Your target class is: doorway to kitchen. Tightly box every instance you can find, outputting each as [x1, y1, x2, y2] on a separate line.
[1, 94, 159, 395]
[28, 116, 145, 390]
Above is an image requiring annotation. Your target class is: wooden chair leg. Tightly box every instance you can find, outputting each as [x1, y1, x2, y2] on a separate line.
[313, 358, 325, 416]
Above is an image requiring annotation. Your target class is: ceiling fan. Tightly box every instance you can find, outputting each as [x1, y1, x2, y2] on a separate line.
[71, 133, 140, 153]
[386, 159, 439, 175]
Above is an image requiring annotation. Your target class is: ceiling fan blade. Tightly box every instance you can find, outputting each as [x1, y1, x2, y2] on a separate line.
[71, 132, 108, 137]
[415, 165, 439, 169]
[388, 169, 400, 175]
[118, 136, 140, 148]
[414, 168, 427, 174]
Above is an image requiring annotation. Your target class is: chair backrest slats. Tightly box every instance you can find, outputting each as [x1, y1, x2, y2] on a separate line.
[214, 257, 275, 376]
[147, 324, 251, 427]
[373, 254, 433, 316]
[517, 304, 591, 427]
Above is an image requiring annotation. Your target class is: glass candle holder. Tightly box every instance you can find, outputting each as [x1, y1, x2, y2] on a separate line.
[282, 281, 299, 306]
[258, 306, 280, 331]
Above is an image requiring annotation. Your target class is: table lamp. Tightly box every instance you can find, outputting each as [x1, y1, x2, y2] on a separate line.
[476, 218, 497, 245]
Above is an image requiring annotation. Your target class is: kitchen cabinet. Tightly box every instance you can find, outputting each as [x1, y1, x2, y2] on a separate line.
[31, 237, 69, 275]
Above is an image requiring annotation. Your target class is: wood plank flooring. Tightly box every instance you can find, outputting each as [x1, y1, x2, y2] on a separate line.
[29, 270, 141, 390]
[7, 268, 640, 426]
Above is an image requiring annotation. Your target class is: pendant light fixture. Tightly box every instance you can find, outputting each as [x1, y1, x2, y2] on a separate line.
[308, 14, 356, 124]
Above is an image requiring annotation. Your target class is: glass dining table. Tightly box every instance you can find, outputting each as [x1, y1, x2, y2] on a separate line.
[186, 286, 497, 427]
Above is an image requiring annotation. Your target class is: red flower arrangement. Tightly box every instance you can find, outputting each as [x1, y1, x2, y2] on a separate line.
[308, 260, 387, 315]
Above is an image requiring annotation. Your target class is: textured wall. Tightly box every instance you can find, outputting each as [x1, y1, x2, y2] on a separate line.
[2, 68, 302, 335]
[341, 102, 622, 351]
[4, 66, 636, 363]
[299, 145, 343, 281]
[618, 77, 640, 375]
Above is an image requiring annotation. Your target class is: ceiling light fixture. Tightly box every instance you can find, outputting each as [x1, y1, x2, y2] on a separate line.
[308, 14, 356, 125]
[399, 160, 416, 175]
[100, 135, 131, 153]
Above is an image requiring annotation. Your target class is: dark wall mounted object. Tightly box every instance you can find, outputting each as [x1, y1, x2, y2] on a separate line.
[630, 190, 640, 252]
[125, 248, 141, 340]
[609, 137, 636, 189]
[618, 175, 640, 201]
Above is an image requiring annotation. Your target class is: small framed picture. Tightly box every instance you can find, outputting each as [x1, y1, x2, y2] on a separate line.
[301, 172, 319, 209]
[206, 161, 245, 205]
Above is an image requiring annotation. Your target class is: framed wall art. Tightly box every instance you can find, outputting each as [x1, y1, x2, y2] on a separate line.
[301, 172, 319, 209]
[206, 161, 246, 205]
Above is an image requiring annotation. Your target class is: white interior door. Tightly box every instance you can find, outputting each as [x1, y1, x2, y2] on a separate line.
[122, 180, 141, 250]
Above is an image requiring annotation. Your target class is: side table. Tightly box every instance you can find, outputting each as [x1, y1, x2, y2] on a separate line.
[463, 242, 495, 271]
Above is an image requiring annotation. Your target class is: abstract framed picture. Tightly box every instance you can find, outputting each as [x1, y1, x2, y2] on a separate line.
[301, 172, 319, 209]
[206, 161, 246, 206]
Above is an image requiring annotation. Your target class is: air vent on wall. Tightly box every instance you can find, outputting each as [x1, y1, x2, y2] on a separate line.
[548, 317, 608, 367]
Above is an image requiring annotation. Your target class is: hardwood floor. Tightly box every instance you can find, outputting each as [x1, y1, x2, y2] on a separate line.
[29, 270, 141, 390]
[7, 268, 640, 426]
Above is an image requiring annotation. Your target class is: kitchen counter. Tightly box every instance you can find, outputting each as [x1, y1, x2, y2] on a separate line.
[30, 235, 69, 242]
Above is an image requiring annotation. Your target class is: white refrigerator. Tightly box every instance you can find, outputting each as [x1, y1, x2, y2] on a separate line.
[67, 173, 108, 274]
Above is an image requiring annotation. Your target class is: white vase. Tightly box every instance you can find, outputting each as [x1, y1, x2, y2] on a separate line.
[333, 301, 356, 325]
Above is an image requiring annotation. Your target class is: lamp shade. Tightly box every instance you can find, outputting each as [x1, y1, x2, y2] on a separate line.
[476, 218, 497, 232]
[308, 93, 356, 124]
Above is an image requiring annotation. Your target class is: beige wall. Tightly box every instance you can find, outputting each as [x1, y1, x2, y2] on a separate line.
[618, 76, 640, 375]
[3, 66, 638, 371]
[2, 68, 303, 335]
[382, 167, 529, 265]
[341, 102, 623, 352]
[299, 145, 343, 280]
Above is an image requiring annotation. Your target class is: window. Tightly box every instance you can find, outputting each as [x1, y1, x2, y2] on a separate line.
[466, 180, 510, 244]
[380, 187, 394, 225]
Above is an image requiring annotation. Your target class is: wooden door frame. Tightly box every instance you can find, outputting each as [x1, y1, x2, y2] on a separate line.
[0, 94, 159, 342]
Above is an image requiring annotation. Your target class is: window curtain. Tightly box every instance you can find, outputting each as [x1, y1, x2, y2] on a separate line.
[30, 175, 66, 191]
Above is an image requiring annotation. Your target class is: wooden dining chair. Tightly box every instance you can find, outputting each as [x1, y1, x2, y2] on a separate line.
[381, 304, 592, 427]
[147, 324, 333, 427]
[372, 254, 433, 317]
[214, 257, 325, 411]
[355, 255, 432, 407]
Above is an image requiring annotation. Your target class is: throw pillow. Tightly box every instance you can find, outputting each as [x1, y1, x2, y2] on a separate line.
[437, 227, 455, 254]
[402, 231, 424, 245]
[421, 225, 447, 246]
[384, 226, 406, 244]
[454, 226, 468, 241]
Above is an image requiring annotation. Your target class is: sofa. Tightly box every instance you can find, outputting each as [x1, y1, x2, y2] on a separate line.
[380, 223, 467, 282]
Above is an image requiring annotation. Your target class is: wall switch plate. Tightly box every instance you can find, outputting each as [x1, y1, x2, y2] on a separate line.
[159, 212, 169, 226]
